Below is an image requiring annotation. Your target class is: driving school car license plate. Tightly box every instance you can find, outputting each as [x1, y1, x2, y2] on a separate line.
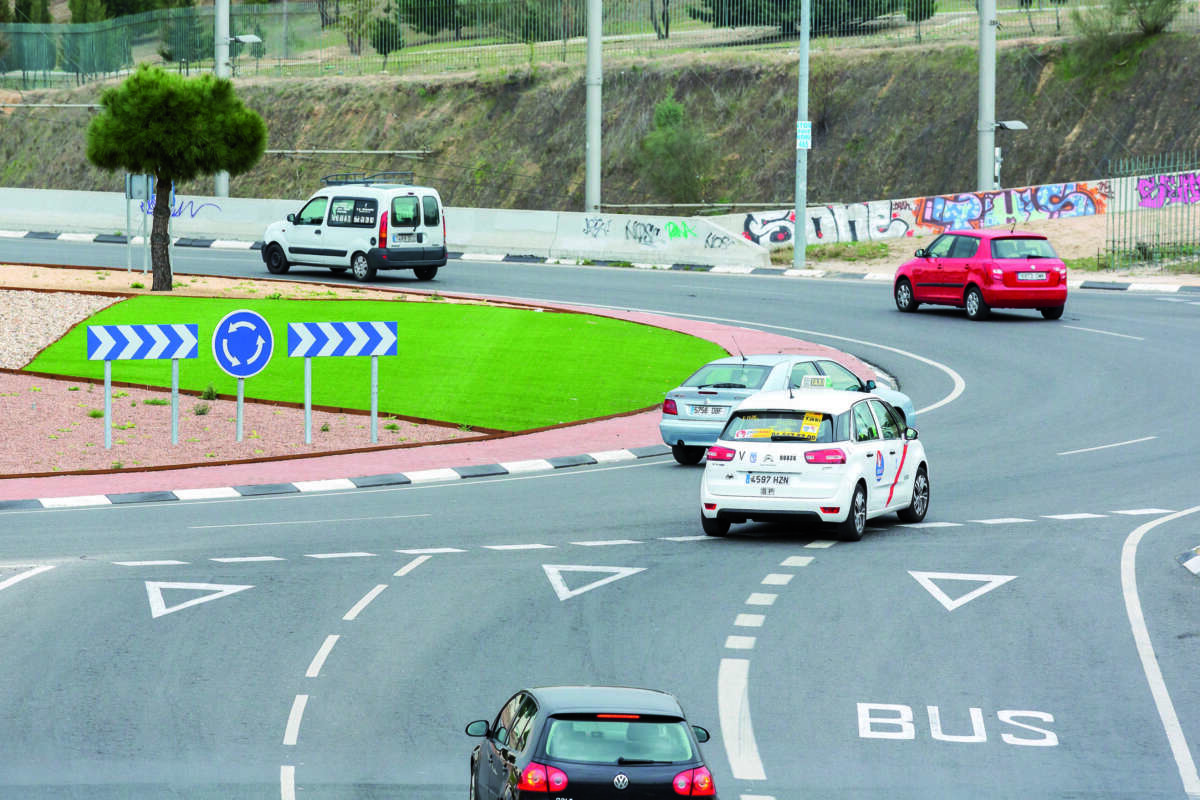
[1017, 271, 1046, 281]
[747, 473, 789, 485]
[691, 405, 728, 416]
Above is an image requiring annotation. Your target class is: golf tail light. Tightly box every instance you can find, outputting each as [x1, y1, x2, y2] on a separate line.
[519, 761, 566, 792]
[805, 448, 846, 465]
[663, 398, 678, 415]
[706, 445, 736, 462]
[673, 765, 716, 796]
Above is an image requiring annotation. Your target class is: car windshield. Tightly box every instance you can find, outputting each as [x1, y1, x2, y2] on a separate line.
[543, 718, 695, 764]
[722, 410, 847, 443]
[990, 237, 1058, 259]
[682, 363, 772, 390]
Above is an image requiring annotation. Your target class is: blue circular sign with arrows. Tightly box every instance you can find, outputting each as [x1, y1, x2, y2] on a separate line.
[212, 309, 274, 379]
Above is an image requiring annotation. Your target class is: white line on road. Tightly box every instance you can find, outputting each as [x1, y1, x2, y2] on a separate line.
[571, 539, 642, 546]
[1121, 506, 1200, 799]
[211, 556, 285, 563]
[1063, 325, 1144, 341]
[282, 695, 308, 746]
[305, 552, 376, 559]
[305, 635, 340, 678]
[191, 514, 429, 530]
[804, 540, 837, 548]
[395, 547, 465, 554]
[394, 555, 431, 577]
[280, 765, 295, 800]
[1058, 436, 1157, 456]
[0, 565, 55, 592]
[746, 593, 777, 606]
[761, 573, 794, 586]
[734, 614, 766, 627]
[725, 636, 757, 650]
[343, 584, 388, 620]
[1113, 508, 1176, 515]
[483, 543, 555, 550]
[900, 521, 963, 528]
[659, 535, 710, 542]
[113, 560, 188, 566]
[1043, 512, 1107, 520]
[718, 658, 767, 780]
[780, 556, 814, 567]
[968, 518, 1034, 524]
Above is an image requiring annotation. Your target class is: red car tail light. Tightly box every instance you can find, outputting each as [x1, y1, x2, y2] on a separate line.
[663, 398, 678, 415]
[378, 207, 388, 248]
[706, 445, 736, 462]
[673, 765, 716, 796]
[519, 761, 567, 792]
[805, 448, 846, 464]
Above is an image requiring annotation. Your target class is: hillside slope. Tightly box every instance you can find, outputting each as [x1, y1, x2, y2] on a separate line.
[1, 34, 1198, 208]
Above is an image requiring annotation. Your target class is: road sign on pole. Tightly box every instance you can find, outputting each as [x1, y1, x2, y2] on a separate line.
[87, 323, 199, 448]
[287, 321, 399, 444]
[212, 309, 274, 442]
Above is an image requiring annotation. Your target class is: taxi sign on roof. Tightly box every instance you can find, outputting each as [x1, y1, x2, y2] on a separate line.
[800, 375, 829, 388]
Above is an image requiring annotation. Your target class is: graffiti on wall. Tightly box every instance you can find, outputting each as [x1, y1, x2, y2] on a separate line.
[625, 219, 664, 247]
[742, 201, 912, 246]
[139, 196, 222, 219]
[913, 182, 1111, 234]
[582, 216, 612, 238]
[1137, 172, 1200, 208]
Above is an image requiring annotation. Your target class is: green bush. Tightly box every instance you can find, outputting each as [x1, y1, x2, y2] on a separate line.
[635, 92, 714, 204]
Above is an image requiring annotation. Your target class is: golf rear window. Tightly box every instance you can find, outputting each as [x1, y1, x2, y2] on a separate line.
[683, 363, 772, 390]
[543, 717, 695, 764]
[722, 410, 845, 443]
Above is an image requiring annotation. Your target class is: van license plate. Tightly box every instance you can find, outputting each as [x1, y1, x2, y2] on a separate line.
[747, 473, 789, 486]
[393, 233, 416, 243]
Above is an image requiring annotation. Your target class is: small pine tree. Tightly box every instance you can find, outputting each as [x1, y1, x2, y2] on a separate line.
[635, 92, 715, 204]
[371, 1, 404, 70]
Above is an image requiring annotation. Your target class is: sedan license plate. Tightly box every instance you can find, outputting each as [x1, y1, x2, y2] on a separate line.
[392, 233, 416, 243]
[746, 473, 789, 486]
[690, 405, 728, 416]
[1016, 271, 1047, 281]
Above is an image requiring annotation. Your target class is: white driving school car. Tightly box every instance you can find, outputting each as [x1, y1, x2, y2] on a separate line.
[699, 387, 929, 541]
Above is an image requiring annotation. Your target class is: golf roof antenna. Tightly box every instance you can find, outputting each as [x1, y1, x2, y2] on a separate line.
[731, 335, 745, 361]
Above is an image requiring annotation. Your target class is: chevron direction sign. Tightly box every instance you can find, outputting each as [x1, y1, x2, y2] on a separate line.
[287, 321, 398, 358]
[87, 324, 199, 361]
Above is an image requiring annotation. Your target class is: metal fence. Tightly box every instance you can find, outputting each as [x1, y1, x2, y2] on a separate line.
[2, 0, 1198, 90]
[1105, 153, 1200, 271]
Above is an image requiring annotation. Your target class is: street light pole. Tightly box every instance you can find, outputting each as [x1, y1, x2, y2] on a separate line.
[792, 0, 812, 271]
[976, 0, 997, 191]
[584, 0, 602, 212]
[214, 0, 231, 197]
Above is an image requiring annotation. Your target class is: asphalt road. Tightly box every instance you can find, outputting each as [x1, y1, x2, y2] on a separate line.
[3, 237, 1199, 799]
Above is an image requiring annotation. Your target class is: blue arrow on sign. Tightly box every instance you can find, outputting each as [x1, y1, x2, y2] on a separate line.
[212, 309, 274, 379]
[287, 321, 398, 358]
[87, 324, 199, 361]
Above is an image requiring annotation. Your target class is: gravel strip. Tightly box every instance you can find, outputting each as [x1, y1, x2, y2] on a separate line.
[0, 290, 120, 370]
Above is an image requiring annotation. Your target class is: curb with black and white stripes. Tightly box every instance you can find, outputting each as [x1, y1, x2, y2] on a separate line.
[7, 229, 1200, 292]
[0, 445, 671, 511]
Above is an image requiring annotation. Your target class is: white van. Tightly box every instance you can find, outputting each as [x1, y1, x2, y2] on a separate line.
[261, 172, 447, 281]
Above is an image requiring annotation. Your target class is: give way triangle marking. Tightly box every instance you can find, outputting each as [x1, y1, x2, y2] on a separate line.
[542, 565, 646, 602]
[908, 571, 1016, 611]
[145, 581, 254, 618]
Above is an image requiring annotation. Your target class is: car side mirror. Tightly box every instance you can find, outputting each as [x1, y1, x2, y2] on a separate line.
[692, 725, 710, 743]
[914, 248, 927, 258]
[286, 213, 296, 223]
[864, 379, 876, 391]
[904, 427, 919, 441]
[465, 719, 489, 737]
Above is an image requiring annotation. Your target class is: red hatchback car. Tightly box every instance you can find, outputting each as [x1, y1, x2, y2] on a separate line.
[893, 230, 1067, 320]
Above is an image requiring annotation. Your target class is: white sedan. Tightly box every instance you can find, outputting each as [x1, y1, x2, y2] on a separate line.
[699, 388, 929, 541]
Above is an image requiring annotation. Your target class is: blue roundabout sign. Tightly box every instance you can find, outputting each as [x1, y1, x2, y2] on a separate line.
[212, 309, 274, 379]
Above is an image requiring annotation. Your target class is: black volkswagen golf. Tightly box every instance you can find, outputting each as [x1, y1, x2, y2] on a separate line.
[465, 685, 718, 798]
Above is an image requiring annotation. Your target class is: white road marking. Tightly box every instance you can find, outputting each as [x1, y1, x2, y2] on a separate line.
[40, 495, 111, 508]
[293, 479, 357, 492]
[780, 556, 814, 567]
[404, 468, 461, 483]
[114, 560, 188, 566]
[741, 795, 776, 800]
[718, 658, 767, 780]
[394, 555, 431, 577]
[1058, 436, 1156, 456]
[283, 695, 308, 745]
[761, 573, 793, 586]
[174, 487, 241, 500]
[746, 593, 777, 606]
[484, 543, 554, 550]
[1122, 506, 1200, 798]
[1113, 508, 1175, 516]
[900, 521, 962, 528]
[571, 539, 642, 546]
[395, 547, 465, 554]
[659, 535, 710, 542]
[1043, 512, 1107, 520]
[305, 635, 340, 678]
[734, 614, 765, 627]
[1183, 555, 1200, 575]
[1062, 325, 1144, 341]
[343, 584, 388, 621]
[305, 552, 376, 559]
[804, 540, 837, 548]
[588, 449, 636, 463]
[498, 459, 554, 473]
[211, 556, 285, 563]
[909, 571, 1016, 612]
[145, 581, 253, 618]
[725, 635, 757, 649]
[0, 565, 55, 592]
[968, 518, 1034, 524]
[280, 765, 296, 800]
[542, 564, 646, 601]
[191, 514, 428, 529]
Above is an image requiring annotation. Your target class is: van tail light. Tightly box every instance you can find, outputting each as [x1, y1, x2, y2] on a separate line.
[805, 448, 846, 465]
[518, 761, 567, 792]
[673, 765, 716, 796]
[378, 208, 388, 248]
[706, 445, 736, 462]
[663, 398, 678, 416]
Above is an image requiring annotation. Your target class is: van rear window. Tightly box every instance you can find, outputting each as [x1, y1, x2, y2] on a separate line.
[328, 197, 377, 228]
[722, 410, 848, 443]
[392, 196, 420, 227]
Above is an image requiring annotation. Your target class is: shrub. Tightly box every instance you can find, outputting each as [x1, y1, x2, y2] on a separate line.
[200, 384, 218, 400]
[193, 402, 210, 416]
[635, 92, 715, 203]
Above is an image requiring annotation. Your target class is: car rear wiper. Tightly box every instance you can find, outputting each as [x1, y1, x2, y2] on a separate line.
[617, 757, 673, 765]
[697, 382, 746, 389]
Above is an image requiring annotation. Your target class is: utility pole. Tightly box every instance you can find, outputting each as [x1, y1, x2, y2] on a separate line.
[792, 0, 812, 271]
[584, 0, 602, 212]
[976, 0, 997, 191]
[214, 0, 230, 197]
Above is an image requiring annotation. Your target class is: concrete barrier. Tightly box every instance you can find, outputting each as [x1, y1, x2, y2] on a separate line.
[0, 187, 770, 267]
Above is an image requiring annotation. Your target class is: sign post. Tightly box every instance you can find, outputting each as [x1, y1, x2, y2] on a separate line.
[87, 323, 200, 448]
[212, 309, 275, 442]
[287, 321, 399, 444]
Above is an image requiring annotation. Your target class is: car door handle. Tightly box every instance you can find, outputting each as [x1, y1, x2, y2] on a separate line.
[315, 229, 322, 235]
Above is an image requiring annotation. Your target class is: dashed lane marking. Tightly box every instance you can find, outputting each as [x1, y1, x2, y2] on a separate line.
[305, 635, 340, 678]
[484, 543, 554, 550]
[342, 584, 387, 621]
[393, 555, 431, 577]
[969, 518, 1034, 524]
[780, 556, 814, 567]
[1043, 513, 1107, 520]
[396, 547, 465, 554]
[282, 694, 308, 746]
[211, 556, 285, 563]
[761, 573, 793, 586]
[304, 552, 376, 559]
[746, 593, 777, 606]
[1114, 508, 1176, 515]
[718, 658, 767, 780]
[900, 521, 963, 528]
[725, 635, 756, 650]
[189, 513, 429, 530]
[734, 614, 765, 628]
[571, 539, 642, 547]
[114, 560, 188, 566]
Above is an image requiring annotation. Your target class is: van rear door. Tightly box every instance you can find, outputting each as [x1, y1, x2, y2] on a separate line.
[420, 194, 445, 262]
[388, 195, 422, 263]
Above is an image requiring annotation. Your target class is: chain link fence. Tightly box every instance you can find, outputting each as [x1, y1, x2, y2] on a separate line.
[3, 0, 1198, 90]
[1106, 152, 1200, 271]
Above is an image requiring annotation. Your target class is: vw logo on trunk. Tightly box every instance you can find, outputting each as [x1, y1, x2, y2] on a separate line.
[613, 772, 630, 789]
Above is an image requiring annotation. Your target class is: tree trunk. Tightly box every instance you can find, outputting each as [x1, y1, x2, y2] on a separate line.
[151, 174, 173, 292]
[649, 0, 664, 39]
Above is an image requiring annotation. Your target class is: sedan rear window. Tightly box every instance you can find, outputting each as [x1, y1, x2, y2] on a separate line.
[991, 237, 1058, 259]
[683, 364, 772, 389]
[721, 410, 848, 443]
[543, 718, 695, 764]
